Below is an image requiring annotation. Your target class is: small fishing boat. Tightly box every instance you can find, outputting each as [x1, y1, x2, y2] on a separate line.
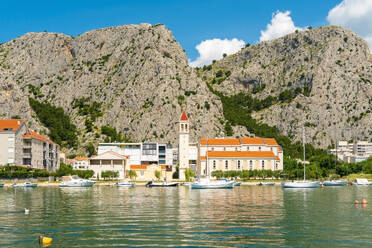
[0, 183, 4, 187]
[59, 176, 95, 187]
[191, 177, 235, 189]
[146, 181, 178, 187]
[258, 182, 275, 186]
[12, 182, 37, 188]
[352, 178, 372, 186]
[234, 182, 241, 186]
[322, 180, 347, 186]
[115, 181, 135, 187]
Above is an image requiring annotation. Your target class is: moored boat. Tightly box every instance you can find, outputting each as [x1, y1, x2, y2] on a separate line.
[0, 183, 4, 187]
[12, 182, 37, 188]
[282, 181, 319, 188]
[352, 178, 372, 186]
[191, 177, 235, 189]
[234, 182, 241, 186]
[146, 181, 178, 187]
[258, 182, 275, 186]
[282, 128, 319, 189]
[59, 176, 95, 187]
[115, 181, 135, 187]
[322, 180, 347, 186]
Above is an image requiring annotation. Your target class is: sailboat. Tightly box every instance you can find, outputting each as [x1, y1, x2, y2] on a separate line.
[282, 128, 320, 189]
[190, 139, 235, 189]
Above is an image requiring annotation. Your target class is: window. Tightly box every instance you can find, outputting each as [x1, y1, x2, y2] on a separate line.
[225, 160, 228, 170]
[250, 160, 253, 170]
[140, 171, 144, 176]
[259, 146, 261, 151]
[185, 124, 188, 131]
[8, 158, 14, 164]
[237, 160, 241, 170]
[262, 160, 265, 170]
[8, 147, 14, 153]
[8, 137, 14, 142]
[181, 124, 184, 131]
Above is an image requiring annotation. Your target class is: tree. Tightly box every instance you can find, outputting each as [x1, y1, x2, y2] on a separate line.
[155, 170, 161, 180]
[185, 168, 195, 182]
[85, 143, 96, 157]
[129, 170, 137, 180]
[56, 163, 73, 177]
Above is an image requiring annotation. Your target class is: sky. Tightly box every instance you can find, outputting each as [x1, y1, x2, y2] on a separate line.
[1, 0, 371, 67]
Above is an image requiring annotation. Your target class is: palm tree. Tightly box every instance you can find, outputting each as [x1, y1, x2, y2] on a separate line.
[129, 170, 137, 180]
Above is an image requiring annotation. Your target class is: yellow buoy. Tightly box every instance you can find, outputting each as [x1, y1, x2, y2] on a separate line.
[39, 235, 53, 245]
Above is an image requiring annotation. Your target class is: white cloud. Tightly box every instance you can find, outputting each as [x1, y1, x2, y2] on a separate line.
[189, 38, 245, 67]
[327, 0, 372, 48]
[260, 11, 302, 42]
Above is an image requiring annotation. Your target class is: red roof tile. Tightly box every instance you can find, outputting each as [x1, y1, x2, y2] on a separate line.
[240, 137, 265, 145]
[180, 111, 188, 121]
[264, 138, 279, 146]
[23, 130, 57, 145]
[200, 138, 240, 146]
[0, 119, 24, 132]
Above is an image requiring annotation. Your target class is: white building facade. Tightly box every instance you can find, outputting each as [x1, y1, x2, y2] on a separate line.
[98, 142, 174, 168]
[329, 140, 372, 163]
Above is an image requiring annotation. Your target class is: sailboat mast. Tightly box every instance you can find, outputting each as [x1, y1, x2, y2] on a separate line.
[303, 127, 306, 181]
[206, 138, 208, 177]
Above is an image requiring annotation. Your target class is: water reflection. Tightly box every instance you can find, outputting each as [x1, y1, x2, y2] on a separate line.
[0, 185, 371, 247]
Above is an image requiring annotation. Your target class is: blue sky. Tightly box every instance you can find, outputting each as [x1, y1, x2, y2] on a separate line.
[1, 0, 369, 65]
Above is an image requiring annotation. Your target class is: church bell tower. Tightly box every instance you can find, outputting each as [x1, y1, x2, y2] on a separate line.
[178, 111, 189, 180]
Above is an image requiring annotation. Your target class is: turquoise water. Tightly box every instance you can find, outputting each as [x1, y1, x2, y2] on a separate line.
[0, 185, 371, 247]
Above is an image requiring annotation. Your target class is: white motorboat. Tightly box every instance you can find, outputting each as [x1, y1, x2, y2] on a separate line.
[0, 183, 4, 187]
[12, 182, 37, 188]
[282, 181, 319, 188]
[59, 176, 95, 187]
[282, 127, 319, 189]
[115, 181, 135, 187]
[191, 177, 235, 189]
[352, 178, 372, 186]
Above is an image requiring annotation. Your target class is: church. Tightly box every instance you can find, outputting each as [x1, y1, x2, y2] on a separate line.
[178, 111, 283, 180]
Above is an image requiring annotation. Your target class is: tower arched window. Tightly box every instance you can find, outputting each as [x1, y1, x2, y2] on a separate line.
[181, 124, 184, 131]
[185, 124, 188, 131]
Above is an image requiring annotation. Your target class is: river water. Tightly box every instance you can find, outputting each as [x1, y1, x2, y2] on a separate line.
[0, 185, 371, 247]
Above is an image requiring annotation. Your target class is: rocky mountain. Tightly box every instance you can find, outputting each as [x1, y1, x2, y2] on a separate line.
[0, 24, 371, 154]
[200, 26, 372, 148]
[0, 23, 225, 153]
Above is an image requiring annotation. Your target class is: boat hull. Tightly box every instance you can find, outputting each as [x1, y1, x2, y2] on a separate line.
[322, 181, 347, 186]
[282, 181, 319, 188]
[191, 181, 235, 189]
[234, 182, 241, 186]
[115, 183, 135, 187]
[12, 183, 38, 188]
[0, 183, 4, 187]
[146, 182, 178, 187]
[59, 181, 95, 187]
[258, 182, 275, 186]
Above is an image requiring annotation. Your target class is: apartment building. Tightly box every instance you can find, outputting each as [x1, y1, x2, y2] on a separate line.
[0, 119, 59, 171]
[329, 140, 372, 163]
[97, 142, 174, 168]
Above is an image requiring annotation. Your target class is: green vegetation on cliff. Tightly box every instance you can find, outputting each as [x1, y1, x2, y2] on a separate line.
[29, 98, 78, 148]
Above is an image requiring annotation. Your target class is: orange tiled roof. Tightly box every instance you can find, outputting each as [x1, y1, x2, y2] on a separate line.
[0, 119, 24, 132]
[264, 138, 279, 146]
[75, 156, 89, 161]
[130, 164, 166, 170]
[180, 111, 188, 121]
[200, 138, 240, 146]
[207, 151, 278, 159]
[240, 137, 265, 145]
[23, 130, 57, 145]
[278, 146, 282, 152]
[200, 156, 206, 160]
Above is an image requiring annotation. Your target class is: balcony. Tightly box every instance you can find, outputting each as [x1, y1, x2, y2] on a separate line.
[23, 152, 32, 158]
